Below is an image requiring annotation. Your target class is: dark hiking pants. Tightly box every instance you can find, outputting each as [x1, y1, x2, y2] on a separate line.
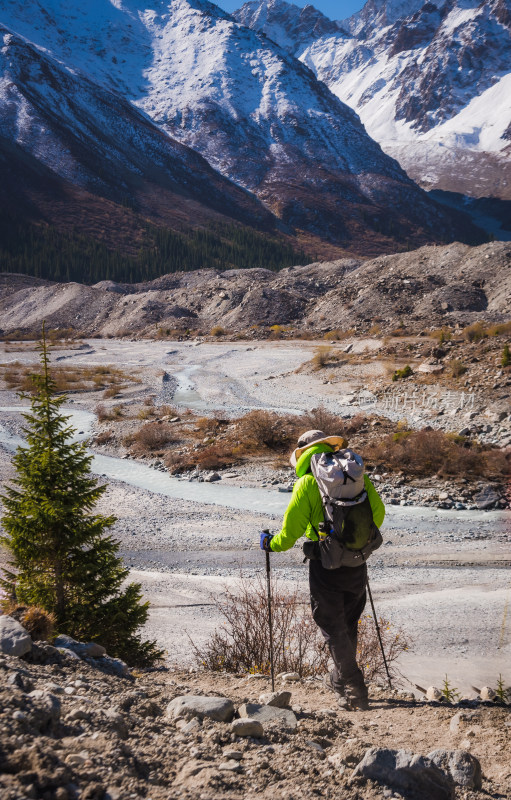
[309, 559, 367, 697]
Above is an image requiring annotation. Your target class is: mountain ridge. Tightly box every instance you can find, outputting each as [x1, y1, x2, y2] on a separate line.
[235, 0, 511, 202]
[0, 0, 483, 261]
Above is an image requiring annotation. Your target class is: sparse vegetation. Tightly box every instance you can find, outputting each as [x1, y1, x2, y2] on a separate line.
[128, 422, 178, 453]
[311, 345, 336, 370]
[463, 321, 487, 343]
[502, 344, 510, 368]
[192, 575, 408, 682]
[392, 365, 413, 381]
[449, 359, 467, 378]
[365, 428, 509, 480]
[0, 362, 134, 394]
[210, 326, 226, 337]
[430, 327, 452, 343]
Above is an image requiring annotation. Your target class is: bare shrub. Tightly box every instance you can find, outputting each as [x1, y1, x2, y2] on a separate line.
[196, 443, 233, 470]
[94, 430, 114, 445]
[95, 403, 108, 422]
[365, 428, 509, 479]
[344, 413, 368, 435]
[236, 410, 298, 452]
[102, 385, 121, 399]
[323, 329, 354, 341]
[356, 614, 409, 684]
[463, 321, 487, 342]
[165, 451, 197, 474]
[132, 422, 176, 452]
[192, 575, 409, 683]
[191, 575, 328, 677]
[299, 406, 346, 435]
[312, 345, 334, 370]
[210, 326, 225, 337]
[449, 359, 467, 377]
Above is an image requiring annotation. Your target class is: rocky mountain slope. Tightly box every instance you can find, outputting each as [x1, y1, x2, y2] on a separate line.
[0, 23, 282, 253]
[0, 620, 510, 800]
[236, 0, 511, 201]
[0, 241, 509, 337]
[0, 0, 481, 257]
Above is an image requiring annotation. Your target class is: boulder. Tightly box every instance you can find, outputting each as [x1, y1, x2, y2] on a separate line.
[480, 686, 496, 701]
[166, 695, 235, 722]
[237, 702, 297, 730]
[231, 718, 264, 737]
[258, 690, 292, 708]
[54, 634, 106, 659]
[0, 616, 32, 657]
[428, 749, 482, 789]
[353, 748, 454, 800]
[473, 488, 500, 509]
[426, 686, 443, 701]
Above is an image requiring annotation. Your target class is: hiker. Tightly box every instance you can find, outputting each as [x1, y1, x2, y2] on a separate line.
[260, 429, 385, 710]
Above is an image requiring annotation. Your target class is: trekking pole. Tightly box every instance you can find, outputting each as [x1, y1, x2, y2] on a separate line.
[365, 572, 393, 691]
[265, 548, 276, 692]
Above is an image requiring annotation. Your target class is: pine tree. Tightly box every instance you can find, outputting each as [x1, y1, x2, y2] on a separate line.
[0, 326, 163, 666]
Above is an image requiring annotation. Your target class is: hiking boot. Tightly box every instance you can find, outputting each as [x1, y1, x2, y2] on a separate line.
[345, 681, 369, 711]
[323, 672, 351, 710]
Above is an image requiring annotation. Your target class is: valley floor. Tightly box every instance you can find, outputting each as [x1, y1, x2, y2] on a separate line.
[0, 338, 510, 695]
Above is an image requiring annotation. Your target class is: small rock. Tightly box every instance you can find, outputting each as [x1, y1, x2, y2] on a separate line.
[238, 702, 297, 730]
[223, 749, 243, 761]
[480, 686, 496, 701]
[258, 690, 292, 708]
[181, 717, 201, 734]
[66, 707, 91, 721]
[0, 616, 32, 657]
[104, 708, 129, 738]
[7, 671, 34, 692]
[426, 686, 443, 701]
[231, 717, 264, 738]
[279, 672, 300, 682]
[428, 749, 482, 789]
[65, 751, 89, 766]
[219, 760, 243, 772]
[12, 710, 27, 722]
[166, 695, 235, 722]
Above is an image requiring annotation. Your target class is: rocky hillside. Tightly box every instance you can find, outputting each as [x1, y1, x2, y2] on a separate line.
[0, 242, 509, 338]
[1, 615, 510, 800]
[0, 0, 481, 256]
[236, 0, 511, 203]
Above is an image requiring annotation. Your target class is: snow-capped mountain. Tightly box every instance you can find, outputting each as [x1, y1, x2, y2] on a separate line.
[235, 0, 511, 201]
[0, 0, 478, 255]
[0, 21, 278, 249]
[235, 0, 343, 52]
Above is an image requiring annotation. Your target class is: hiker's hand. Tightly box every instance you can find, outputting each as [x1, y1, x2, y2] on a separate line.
[260, 532, 274, 552]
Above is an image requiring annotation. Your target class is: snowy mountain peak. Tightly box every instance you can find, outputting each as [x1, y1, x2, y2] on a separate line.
[0, 0, 485, 253]
[234, 0, 344, 53]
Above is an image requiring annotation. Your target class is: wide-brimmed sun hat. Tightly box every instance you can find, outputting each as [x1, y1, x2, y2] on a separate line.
[290, 429, 348, 467]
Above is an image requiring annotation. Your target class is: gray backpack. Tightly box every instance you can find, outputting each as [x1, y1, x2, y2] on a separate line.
[304, 449, 382, 569]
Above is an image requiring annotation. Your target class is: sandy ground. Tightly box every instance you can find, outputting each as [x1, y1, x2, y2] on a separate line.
[0, 339, 510, 695]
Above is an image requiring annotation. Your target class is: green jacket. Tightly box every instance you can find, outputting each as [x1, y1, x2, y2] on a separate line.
[270, 443, 385, 553]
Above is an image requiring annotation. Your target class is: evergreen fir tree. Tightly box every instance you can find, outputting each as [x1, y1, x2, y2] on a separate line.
[0, 326, 163, 666]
